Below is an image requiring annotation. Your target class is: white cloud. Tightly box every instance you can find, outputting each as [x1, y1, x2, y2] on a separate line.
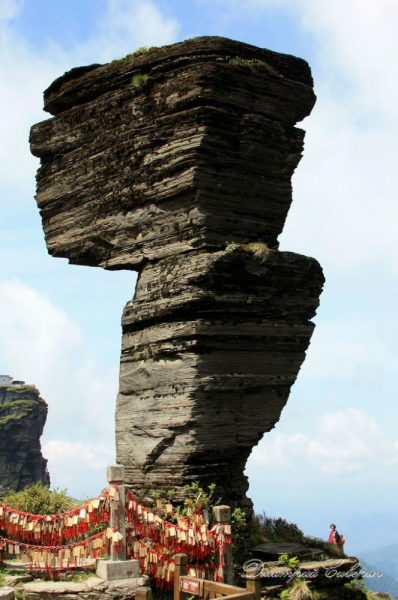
[251, 408, 398, 475]
[43, 440, 115, 496]
[0, 0, 22, 20]
[0, 0, 180, 196]
[206, 0, 398, 274]
[0, 1, 180, 498]
[89, 0, 180, 63]
[0, 279, 82, 382]
[300, 315, 396, 387]
[251, 433, 308, 468]
[0, 279, 117, 493]
[44, 440, 114, 472]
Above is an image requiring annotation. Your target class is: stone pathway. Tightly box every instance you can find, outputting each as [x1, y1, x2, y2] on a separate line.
[1, 574, 148, 600]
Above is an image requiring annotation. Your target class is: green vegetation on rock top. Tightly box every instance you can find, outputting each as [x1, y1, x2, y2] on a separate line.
[0, 400, 39, 412]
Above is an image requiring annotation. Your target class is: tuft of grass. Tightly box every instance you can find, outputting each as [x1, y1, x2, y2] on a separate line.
[219, 56, 284, 77]
[289, 579, 312, 600]
[70, 571, 97, 583]
[110, 46, 158, 68]
[131, 73, 149, 88]
[225, 242, 243, 253]
[311, 592, 328, 600]
[129, 46, 157, 57]
[225, 241, 277, 262]
[246, 242, 274, 262]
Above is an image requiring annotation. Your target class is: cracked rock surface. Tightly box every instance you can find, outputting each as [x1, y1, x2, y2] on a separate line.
[21, 576, 148, 600]
[30, 36, 324, 510]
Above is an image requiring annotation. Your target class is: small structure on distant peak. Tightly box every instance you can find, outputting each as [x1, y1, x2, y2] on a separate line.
[0, 375, 26, 387]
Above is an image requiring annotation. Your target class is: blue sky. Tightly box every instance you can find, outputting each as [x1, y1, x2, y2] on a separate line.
[1, 0, 398, 557]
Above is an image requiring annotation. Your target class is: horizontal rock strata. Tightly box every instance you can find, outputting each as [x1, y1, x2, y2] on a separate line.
[118, 249, 323, 508]
[30, 36, 315, 269]
[30, 36, 323, 509]
[0, 385, 50, 494]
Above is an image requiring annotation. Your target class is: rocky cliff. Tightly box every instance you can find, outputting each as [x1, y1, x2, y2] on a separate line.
[0, 384, 50, 495]
[30, 36, 324, 509]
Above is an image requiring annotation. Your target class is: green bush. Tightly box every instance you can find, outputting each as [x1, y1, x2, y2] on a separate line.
[279, 554, 300, 570]
[252, 511, 304, 543]
[3, 481, 79, 515]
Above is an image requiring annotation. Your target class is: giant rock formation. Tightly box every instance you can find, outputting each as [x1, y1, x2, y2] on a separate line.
[30, 37, 324, 510]
[0, 381, 50, 495]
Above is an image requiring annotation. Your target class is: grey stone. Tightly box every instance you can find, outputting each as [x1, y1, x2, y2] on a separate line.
[0, 588, 15, 600]
[96, 559, 139, 581]
[4, 575, 33, 585]
[21, 575, 147, 600]
[212, 506, 231, 523]
[106, 465, 124, 483]
[23, 582, 89, 594]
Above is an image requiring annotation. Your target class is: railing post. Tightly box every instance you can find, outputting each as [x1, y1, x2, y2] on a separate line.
[136, 588, 153, 600]
[246, 574, 261, 600]
[174, 553, 188, 600]
[107, 464, 126, 561]
[212, 505, 233, 585]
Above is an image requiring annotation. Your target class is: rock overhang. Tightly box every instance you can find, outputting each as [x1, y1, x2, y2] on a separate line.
[30, 36, 316, 272]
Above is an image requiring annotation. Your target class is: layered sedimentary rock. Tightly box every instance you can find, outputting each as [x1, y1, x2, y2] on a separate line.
[30, 36, 324, 509]
[0, 383, 50, 494]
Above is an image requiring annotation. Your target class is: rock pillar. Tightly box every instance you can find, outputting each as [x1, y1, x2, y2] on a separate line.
[30, 36, 324, 509]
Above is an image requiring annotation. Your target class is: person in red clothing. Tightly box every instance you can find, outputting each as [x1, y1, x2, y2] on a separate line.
[329, 524, 345, 551]
[328, 523, 337, 543]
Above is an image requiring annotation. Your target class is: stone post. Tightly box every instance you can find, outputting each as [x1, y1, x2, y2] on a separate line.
[96, 465, 139, 581]
[212, 505, 233, 585]
[107, 464, 126, 561]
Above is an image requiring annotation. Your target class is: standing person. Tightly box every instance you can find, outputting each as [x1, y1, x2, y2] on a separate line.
[328, 524, 342, 547]
[339, 534, 345, 553]
[329, 524, 338, 544]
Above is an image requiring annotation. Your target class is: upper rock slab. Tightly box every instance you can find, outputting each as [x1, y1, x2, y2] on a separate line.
[30, 36, 316, 271]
